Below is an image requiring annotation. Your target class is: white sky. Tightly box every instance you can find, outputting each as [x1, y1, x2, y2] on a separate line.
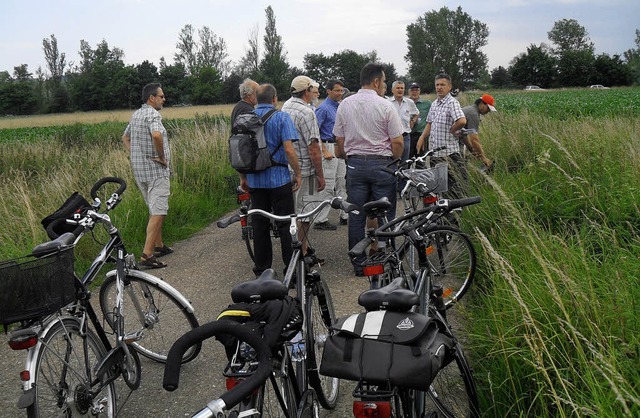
[1, 0, 638, 78]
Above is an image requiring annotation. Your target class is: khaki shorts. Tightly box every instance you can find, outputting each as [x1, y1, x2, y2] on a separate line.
[293, 174, 320, 222]
[136, 176, 170, 216]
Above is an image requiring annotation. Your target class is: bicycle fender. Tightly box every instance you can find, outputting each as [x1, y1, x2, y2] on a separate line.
[105, 269, 196, 315]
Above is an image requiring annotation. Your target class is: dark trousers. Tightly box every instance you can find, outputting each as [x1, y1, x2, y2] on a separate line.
[249, 183, 295, 275]
[430, 153, 468, 200]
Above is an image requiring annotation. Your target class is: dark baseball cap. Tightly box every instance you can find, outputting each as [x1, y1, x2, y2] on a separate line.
[409, 82, 420, 89]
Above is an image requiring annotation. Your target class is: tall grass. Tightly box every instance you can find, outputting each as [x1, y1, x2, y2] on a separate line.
[0, 113, 237, 261]
[464, 111, 640, 416]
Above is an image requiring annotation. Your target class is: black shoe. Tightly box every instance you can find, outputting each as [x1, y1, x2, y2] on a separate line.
[339, 217, 348, 225]
[313, 221, 337, 231]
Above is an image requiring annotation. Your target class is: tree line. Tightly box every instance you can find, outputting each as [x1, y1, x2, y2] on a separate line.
[1, 6, 639, 116]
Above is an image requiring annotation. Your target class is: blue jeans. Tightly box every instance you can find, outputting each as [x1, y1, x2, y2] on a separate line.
[346, 156, 397, 270]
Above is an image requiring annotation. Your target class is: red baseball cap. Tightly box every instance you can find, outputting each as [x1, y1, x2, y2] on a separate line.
[481, 94, 497, 112]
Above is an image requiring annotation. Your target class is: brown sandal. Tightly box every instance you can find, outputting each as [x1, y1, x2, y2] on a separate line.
[139, 253, 167, 269]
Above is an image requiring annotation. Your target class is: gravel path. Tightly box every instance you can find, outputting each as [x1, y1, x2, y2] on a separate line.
[0, 209, 365, 417]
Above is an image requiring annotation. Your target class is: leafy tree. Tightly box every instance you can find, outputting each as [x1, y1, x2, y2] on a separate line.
[260, 6, 290, 98]
[42, 34, 66, 83]
[593, 54, 631, 86]
[158, 59, 188, 106]
[0, 65, 37, 115]
[190, 65, 222, 105]
[221, 69, 244, 103]
[556, 49, 595, 87]
[623, 29, 640, 85]
[197, 26, 230, 77]
[490, 66, 512, 89]
[509, 43, 556, 88]
[303, 49, 382, 92]
[174, 25, 198, 76]
[405, 6, 489, 91]
[548, 19, 594, 56]
[238, 24, 261, 79]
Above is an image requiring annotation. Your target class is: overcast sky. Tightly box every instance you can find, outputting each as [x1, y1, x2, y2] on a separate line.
[1, 0, 638, 79]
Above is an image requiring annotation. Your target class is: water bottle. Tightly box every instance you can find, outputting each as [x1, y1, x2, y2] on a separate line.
[290, 331, 306, 362]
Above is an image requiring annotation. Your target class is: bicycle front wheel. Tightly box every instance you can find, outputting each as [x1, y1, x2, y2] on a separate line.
[305, 275, 340, 409]
[422, 226, 476, 308]
[425, 343, 480, 418]
[27, 318, 117, 417]
[259, 361, 298, 418]
[99, 273, 200, 363]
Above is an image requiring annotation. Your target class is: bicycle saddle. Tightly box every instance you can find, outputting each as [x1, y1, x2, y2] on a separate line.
[231, 269, 288, 303]
[362, 197, 392, 219]
[31, 232, 76, 257]
[358, 277, 419, 312]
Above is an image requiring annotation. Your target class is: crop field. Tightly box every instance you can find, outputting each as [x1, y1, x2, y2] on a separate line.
[1, 87, 639, 416]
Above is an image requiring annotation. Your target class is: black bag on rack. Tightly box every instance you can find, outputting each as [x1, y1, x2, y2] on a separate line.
[40, 192, 90, 239]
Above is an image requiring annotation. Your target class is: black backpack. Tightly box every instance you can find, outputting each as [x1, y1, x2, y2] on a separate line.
[229, 109, 287, 174]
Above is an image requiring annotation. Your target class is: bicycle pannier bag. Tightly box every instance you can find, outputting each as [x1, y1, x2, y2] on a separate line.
[320, 311, 453, 391]
[41, 192, 91, 239]
[229, 109, 286, 174]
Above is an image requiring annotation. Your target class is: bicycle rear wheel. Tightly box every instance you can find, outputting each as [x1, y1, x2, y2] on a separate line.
[422, 226, 476, 308]
[27, 318, 117, 418]
[305, 274, 340, 409]
[424, 343, 479, 418]
[99, 273, 200, 363]
[259, 361, 298, 418]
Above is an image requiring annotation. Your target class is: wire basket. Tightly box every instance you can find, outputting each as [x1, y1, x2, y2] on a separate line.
[0, 247, 77, 326]
[405, 162, 448, 196]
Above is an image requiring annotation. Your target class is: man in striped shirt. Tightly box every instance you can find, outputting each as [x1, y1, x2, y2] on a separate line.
[334, 63, 404, 276]
[416, 73, 468, 199]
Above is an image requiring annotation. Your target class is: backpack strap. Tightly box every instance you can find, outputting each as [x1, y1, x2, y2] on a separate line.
[261, 108, 288, 168]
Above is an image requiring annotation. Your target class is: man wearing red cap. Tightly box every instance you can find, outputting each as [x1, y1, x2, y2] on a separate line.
[460, 94, 496, 172]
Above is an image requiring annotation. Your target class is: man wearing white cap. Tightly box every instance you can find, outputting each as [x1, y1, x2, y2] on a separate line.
[460, 94, 496, 172]
[282, 75, 326, 264]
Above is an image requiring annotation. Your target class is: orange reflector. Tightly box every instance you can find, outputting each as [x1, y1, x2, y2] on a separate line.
[238, 193, 251, 202]
[20, 370, 30, 381]
[425, 245, 434, 256]
[442, 288, 453, 299]
[353, 401, 391, 418]
[423, 195, 438, 204]
[8, 335, 38, 350]
[363, 264, 384, 276]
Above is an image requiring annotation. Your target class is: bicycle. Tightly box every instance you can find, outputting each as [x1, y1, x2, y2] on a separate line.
[2, 177, 200, 417]
[234, 186, 281, 264]
[337, 275, 480, 418]
[217, 196, 358, 411]
[163, 320, 273, 417]
[352, 194, 480, 309]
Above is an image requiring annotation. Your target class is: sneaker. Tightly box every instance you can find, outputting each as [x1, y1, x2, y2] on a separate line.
[313, 221, 337, 231]
[339, 217, 348, 225]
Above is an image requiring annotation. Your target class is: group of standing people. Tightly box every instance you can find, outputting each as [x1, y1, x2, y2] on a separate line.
[121, 66, 496, 275]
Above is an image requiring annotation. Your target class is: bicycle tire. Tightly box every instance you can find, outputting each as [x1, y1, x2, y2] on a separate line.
[259, 362, 298, 418]
[27, 318, 117, 418]
[99, 273, 201, 363]
[421, 226, 476, 309]
[305, 275, 340, 409]
[425, 343, 480, 418]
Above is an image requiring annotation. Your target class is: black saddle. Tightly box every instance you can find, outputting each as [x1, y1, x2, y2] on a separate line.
[362, 197, 393, 219]
[31, 232, 76, 257]
[231, 269, 288, 303]
[358, 276, 419, 312]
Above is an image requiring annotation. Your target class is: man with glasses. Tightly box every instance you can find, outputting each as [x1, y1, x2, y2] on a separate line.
[313, 79, 347, 230]
[334, 63, 404, 276]
[416, 73, 468, 199]
[122, 83, 172, 269]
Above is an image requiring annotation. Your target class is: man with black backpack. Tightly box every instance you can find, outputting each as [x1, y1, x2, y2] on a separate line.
[240, 83, 302, 276]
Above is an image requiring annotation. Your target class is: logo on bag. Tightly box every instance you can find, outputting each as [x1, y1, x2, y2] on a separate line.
[396, 317, 414, 330]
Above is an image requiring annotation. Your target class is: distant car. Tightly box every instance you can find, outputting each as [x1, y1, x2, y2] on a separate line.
[589, 84, 610, 89]
[524, 85, 544, 91]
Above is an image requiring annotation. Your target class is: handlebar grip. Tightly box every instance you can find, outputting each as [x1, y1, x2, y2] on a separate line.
[163, 321, 271, 411]
[216, 214, 241, 229]
[331, 198, 359, 214]
[90, 177, 127, 199]
[348, 237, 374, 257]
[446, 196, 482, 210]
[416, 183, 428, 194]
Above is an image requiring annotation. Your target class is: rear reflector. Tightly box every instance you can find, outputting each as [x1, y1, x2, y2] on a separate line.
[363, 264, 384, 276]
[353, 401, 391, 418]
[8, 335, 38, 350]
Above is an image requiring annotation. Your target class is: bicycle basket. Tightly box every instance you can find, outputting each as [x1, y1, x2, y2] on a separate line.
[405, 162, 448, 196]
[0, 247, 77, 326]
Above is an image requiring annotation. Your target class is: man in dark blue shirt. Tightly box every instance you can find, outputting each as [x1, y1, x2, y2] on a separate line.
[241, 83, 302, 276]
[314, 79, 348, 230]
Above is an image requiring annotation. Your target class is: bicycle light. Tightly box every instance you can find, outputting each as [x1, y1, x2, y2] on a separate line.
[353, 401, 391, 418]
[8, 330, 38, 350]
[363, 264, 384, 276]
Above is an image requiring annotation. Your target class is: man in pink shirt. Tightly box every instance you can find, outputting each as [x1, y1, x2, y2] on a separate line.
[334, 63, 404, 276]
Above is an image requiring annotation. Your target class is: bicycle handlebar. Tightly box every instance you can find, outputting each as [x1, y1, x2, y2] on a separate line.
[163, 320, 271, 415]
[90, 177, 127, 200]
[217, 197, 359, 228]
